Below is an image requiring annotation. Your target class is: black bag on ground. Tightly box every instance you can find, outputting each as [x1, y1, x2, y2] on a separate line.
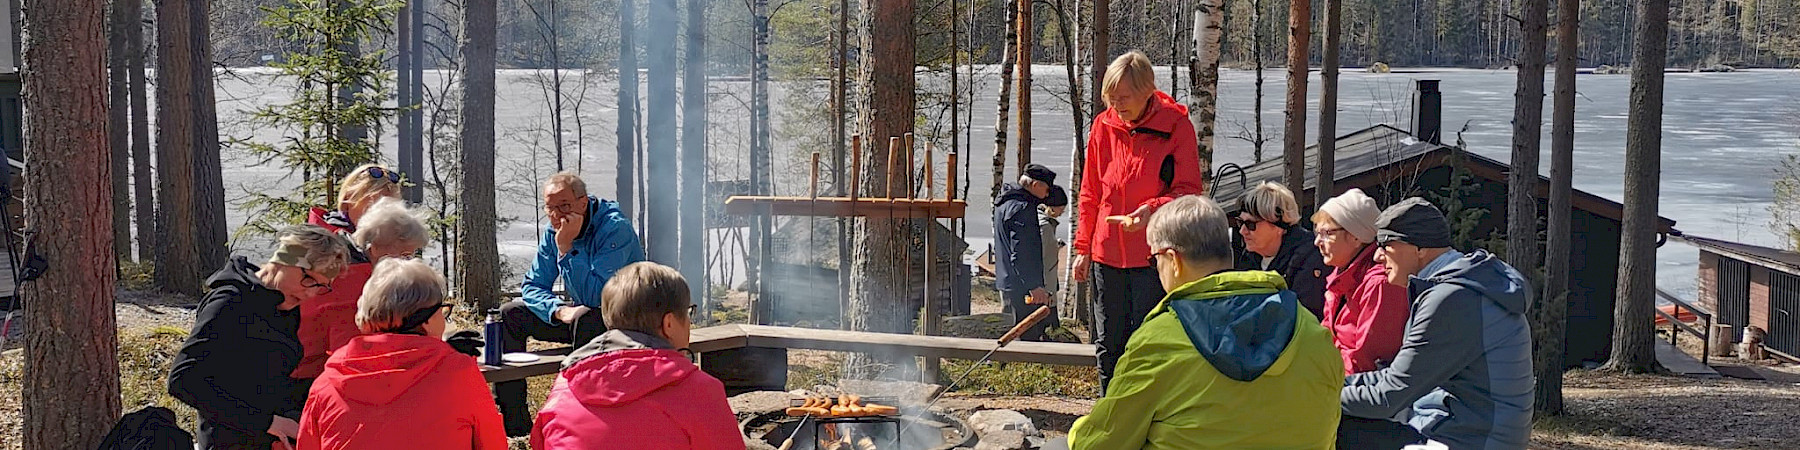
[97, 406, 194, 450]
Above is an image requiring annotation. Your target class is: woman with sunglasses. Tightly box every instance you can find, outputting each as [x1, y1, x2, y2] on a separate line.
[169, 225, 351, 449]
[307, 164, 404, 235]
[298, 258, 507, 450]
[1232, 181, 1329, 319]
[292, 198, 431, 405]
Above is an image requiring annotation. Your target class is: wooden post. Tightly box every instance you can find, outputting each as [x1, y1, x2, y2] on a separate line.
[903, 133, 917, 198]
[1711, 323, 1735, 357]
[946, 152, 959, 201]
[810, 152, 822, 199]
[923, 144, 935, 200]
[886, 137, 901, 199]
[850, 135, 862, 201]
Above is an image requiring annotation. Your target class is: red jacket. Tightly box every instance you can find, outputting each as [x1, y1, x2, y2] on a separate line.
[293, 262, 373, 379]
[297, 333, 507, 450]
[1321, 244, 1412, 374]
[1076, 90, 1206, 268]
[531, 331, 744, 450]
[307, 207, 356, 235]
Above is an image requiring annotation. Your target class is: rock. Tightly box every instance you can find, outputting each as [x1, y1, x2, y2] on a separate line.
[1366, 62, 1391, 74]
[729, 390, 797, 417]
[969, 409, 1042, 450]
[942, 313, 1014, 340]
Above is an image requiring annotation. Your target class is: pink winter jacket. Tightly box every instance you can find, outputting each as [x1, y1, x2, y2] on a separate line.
[530, 330, 745, 450]
[1321, 244, 1413, 374]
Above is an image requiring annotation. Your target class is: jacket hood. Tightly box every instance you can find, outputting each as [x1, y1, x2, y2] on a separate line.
[558, 329, 697, 407]
[202, 257, 277, 311]
[580, 196, 626, 237]
[1419, 249, 1531, 315]
[994, 183, 1041, 207]
[1162, 271, 1301, 382]
[1097, 90, 1190, 133]
[324, 334, 464, 406]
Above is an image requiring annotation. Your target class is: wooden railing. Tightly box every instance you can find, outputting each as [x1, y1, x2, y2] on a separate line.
[1656, 288, 1715, 365]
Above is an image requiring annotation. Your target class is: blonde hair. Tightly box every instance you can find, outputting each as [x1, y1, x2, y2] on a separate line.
[356, 258, 448, 334]
[352, 197, 431, 253]
[1240, 181, 1301, 226]
[337, 164, 403, 211]
[1101, 51, 1157, 105]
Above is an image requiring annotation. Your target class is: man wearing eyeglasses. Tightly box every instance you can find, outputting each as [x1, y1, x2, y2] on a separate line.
[494, 171, 646, 436]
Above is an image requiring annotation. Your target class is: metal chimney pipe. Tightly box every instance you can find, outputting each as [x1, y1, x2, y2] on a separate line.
[1413, 79, 1442, 145]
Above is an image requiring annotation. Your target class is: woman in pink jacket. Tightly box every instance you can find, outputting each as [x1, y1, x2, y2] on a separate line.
[1313, 189, 1415, 448]
[531, 262, 744, 450]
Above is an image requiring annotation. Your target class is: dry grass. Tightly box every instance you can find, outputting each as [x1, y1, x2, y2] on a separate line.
[1528, 369, 1800, 449]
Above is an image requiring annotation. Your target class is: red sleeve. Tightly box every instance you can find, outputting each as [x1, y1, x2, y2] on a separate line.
[456, 359, 510, 450]
[1343, 275, 1414, 373]
[684, 374, 748, 450]
[1074, 128, 1105, 256]
[1136, 119, 1207, 215]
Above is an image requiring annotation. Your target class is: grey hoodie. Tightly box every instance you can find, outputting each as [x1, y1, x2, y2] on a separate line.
[1341, 249, 1534, 450]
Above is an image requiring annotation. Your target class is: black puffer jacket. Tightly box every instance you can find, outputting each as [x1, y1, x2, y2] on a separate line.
[167, 257, 303, 449]
[1235, 226, 1330, 320]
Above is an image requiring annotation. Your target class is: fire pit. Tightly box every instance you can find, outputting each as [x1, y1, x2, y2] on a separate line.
[741, 405, 975, 450]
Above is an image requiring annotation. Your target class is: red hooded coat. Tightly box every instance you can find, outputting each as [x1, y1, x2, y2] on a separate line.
[293, 262, 373, 379]
[1075, 91, 1206, 268]
[297, 333, 507, 450]
[1321, 244, 1413, 374]
[530, 334, 744, 450]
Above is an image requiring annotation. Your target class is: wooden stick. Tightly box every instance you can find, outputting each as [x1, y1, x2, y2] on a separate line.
[850, 135, 862, 201]
[923, 143, 935, 200]
[810, 151, 821, 199]
[886, 137, 901, 199]
[903, 133, 916, 198]
[946, 152, 959, 201]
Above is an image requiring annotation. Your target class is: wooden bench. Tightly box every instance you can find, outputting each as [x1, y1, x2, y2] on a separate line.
[479, 324, 1097, 384]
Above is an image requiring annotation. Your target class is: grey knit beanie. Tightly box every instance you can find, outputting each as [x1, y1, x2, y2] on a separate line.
[1374, 197, 1454, 249]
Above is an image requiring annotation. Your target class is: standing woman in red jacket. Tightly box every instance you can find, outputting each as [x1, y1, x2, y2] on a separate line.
[1073, 51, 1206, 391]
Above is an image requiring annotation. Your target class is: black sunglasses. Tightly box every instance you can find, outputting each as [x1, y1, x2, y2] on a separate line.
[367, 166, 401, 183]
[1231, 213, 1266, 232]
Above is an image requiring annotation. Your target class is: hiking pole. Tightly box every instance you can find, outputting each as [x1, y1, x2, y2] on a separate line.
[898, 305, 1056, 441]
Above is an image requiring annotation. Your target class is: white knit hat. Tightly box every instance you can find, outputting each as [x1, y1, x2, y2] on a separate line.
[1319, 188, 1381, 243]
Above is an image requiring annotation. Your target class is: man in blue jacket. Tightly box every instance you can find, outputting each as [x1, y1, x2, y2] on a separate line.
[494, 171, 645, 435]
[994, 164, 1059, 341]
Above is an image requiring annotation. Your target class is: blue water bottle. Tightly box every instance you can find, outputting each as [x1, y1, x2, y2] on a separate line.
[483, 309, 504, 366]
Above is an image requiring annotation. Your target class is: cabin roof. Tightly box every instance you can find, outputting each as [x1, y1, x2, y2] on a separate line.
[1209, 124, 1677, 232]
[1677, 234, 1800, 275]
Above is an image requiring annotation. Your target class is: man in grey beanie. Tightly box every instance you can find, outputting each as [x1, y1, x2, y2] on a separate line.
[1340, 197, 1535, 450]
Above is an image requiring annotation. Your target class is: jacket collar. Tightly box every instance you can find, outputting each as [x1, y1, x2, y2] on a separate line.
[1325, 243, 1379, 295]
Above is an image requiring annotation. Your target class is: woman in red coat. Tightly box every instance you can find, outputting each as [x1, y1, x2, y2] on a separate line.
[297, 258, 507, 450]
[1313, 189, 1416, 449]
[292, 198, 430, 403]
[1073, 51, 1206, 391]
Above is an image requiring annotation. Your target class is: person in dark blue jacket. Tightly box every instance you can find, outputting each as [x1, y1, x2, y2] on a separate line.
[993, 164, 1060, 342]
[493, 171, 645, 435]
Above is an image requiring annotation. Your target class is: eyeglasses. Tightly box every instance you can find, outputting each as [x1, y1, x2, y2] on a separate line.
[1147, 247, 1175, 268]
[548, 201, 580, 214]
[426, 303, 455, 315]
[300, 268, 334, 294]
[1315, 226, 1347, 241]
[687, 304, 699, 317]
[367, 166, 401, 183]
[1231, 213, 1266, 232]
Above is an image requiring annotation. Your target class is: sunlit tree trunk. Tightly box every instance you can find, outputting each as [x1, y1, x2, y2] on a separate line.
[1604, 0, 1668, 374]
[458, 0, 500, 309]
[1538, 0, 1578, 416]
[1281, 0, 1310, 188]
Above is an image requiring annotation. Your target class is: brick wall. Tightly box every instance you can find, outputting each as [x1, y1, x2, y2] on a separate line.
[1699, 251, 1719, 314]
[1751, 266, 1771, 332]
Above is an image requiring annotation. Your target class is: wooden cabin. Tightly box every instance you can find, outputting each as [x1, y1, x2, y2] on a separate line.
[1211, 119, 1677, 368]
[1679, 234, 1800, 361]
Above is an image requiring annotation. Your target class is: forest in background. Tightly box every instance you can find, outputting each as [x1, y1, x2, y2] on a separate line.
[201, 0, 1800, 71]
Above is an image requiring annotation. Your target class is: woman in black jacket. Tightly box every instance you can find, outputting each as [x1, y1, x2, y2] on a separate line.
[1232, 181, 1330, 319]
[168, 224, 350, 449]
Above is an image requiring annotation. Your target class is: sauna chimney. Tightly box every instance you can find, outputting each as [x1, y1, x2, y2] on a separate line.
[1412, 80, 1442, 145]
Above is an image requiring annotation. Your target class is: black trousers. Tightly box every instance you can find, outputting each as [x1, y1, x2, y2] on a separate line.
[1336, 416, 1427, 450]
[1090, 263, 1165, 394]
[492, 299, 606, 435]
[1001, 287, 1053, 342]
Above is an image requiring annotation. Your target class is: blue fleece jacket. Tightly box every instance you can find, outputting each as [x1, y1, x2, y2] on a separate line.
[519, 196, 645, 324]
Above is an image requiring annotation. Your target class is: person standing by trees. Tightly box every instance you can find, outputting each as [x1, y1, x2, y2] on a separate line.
[995, 164, 1062, 342]
[1072, 51, 1206, 391]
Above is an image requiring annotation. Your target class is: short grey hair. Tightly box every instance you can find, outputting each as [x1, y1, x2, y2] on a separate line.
[1239, 181, 1301, 226]
[356, 258, 448, 334]
[1147, 195, 1234, 266]
[351, 197, 430, 253]
[544, 171, 588, 199]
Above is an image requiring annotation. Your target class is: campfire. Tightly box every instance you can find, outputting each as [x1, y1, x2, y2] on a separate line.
[740, 390, 975, 450]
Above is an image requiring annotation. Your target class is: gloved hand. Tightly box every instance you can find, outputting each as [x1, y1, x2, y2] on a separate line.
[446, 330, 484, 357]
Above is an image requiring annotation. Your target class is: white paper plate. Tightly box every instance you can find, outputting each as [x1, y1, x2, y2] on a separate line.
[502, 352, 541, 363]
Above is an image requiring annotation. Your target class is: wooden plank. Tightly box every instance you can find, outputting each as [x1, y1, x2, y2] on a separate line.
[723, 196, 967, 218]
[480, 346, 573, 383]
[689, 324, 750, 353]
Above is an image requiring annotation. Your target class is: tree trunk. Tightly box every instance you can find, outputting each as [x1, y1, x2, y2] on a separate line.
[189, 0, 229, 274]
[1090, 0, 1109, 118]
[616, 0, 638, 219]
[1316, 0, 1339, 203]
[681, 0, 708, 319]
[1016, 0, 1032, 173]
[835, 0, 851, 327]
[1603, 0, 1667, 374]
[108, 0, 133, 263]
[992, 0, 1018, 201]
[749, 0, 772, 323]
[20, 0, 123, 447]
[1282, 0, 1311, 188]
[1191, 0, 1222, 183]
[847, 0, 920, 380]
[1252, 0, 1265, 162]
[459, 0, 500, 310]
[646, 0, 677, 264]
[153, 0, 202, 296]
[128, 0, 153, 263]
[1538, 0, 1577, 416]
[1057, 0, 1088, 320]
[1507, 0, 1548, 277]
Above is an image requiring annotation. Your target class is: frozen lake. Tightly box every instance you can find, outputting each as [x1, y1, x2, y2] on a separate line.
[200, 66, 1800, 298]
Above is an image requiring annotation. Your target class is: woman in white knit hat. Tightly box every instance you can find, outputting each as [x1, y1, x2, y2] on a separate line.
[1313, 188, 1418, 449]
